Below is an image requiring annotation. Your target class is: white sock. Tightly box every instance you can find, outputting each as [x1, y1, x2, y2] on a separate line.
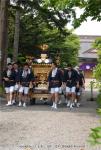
[54, 103, 57, 109]
[75, 99, 77, 103]
[67, 100, 70, 106]
[23, 102, 26, 107]
[52, 102, 55, 107]
[12, 100, 15, 103]
[18, 101, 22, 106]
[9, 100, 12, 104]
[6, 101, 12, 105]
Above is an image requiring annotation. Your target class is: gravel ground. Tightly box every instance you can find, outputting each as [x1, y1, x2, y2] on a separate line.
[0, 89, 101, 150]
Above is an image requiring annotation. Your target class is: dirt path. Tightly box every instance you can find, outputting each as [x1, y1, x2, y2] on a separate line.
[0, 90, 101, 150]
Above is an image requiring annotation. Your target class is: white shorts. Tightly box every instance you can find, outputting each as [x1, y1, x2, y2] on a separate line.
[19, 86, 29, 94]
[77, 92, 81, 96]
[14, 84, 19, 91]
[66, 86, 76, 93]
[76, 87, 83, 96]
[5, 86, 14, 94]
[59, 87, 62, 94]
[59, 87, 66, 94]
[50, 87, 60, 94]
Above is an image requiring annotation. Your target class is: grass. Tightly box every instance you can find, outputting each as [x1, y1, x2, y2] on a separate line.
[0, 86, 4, 95]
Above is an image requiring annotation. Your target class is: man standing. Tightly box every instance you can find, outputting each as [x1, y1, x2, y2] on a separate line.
[75, 68, 85, 107]
[18, 63, 33, 107]
[63, 64, 79, 109]
[12, 62, 21, 104]
[48, 62, 63, 110]
[3, 63, 16, 106]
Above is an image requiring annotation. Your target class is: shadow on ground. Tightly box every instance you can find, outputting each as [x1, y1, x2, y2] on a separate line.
[0, 90, 99, 118]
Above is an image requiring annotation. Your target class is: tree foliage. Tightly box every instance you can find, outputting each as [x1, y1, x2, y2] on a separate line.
[79, 0, 101, 21]
[8, 1, 80, 66]
[93, 38, 101, 81]
[0, 0, 10, 84]
[60, 34, 79, 67]
[44, 0, 101, 28]
[10, 0, 75, 32]
[88, 38, 101, 145]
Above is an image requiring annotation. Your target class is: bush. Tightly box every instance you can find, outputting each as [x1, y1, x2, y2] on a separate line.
[96, 91, 101, 107]
[0, 86, 4, 95]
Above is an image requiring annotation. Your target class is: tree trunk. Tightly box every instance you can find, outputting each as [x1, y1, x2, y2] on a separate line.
[13, 9, 20, 62]
[0, 0, 9, 84]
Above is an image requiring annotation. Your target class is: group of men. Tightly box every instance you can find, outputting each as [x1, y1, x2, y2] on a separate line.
[3, 62, 34, 107]
[48, 63, 85, 110]
[2, 61, 85, 109]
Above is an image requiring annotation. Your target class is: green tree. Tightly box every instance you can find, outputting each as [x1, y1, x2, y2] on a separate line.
[60, 34, 79, 67]
[93, 38, 101, 82]
[43, 0, 86, 28]
[8, 0, 80, 62]
[0, 0, 10, 84]
[10, 0, 76, 32]
[13, 1, 20, 61]
[8, 4, 80, 65]
[43, 0, 101, 27]
[78, 0, 101, 22]
[88, 38, 101, 145]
